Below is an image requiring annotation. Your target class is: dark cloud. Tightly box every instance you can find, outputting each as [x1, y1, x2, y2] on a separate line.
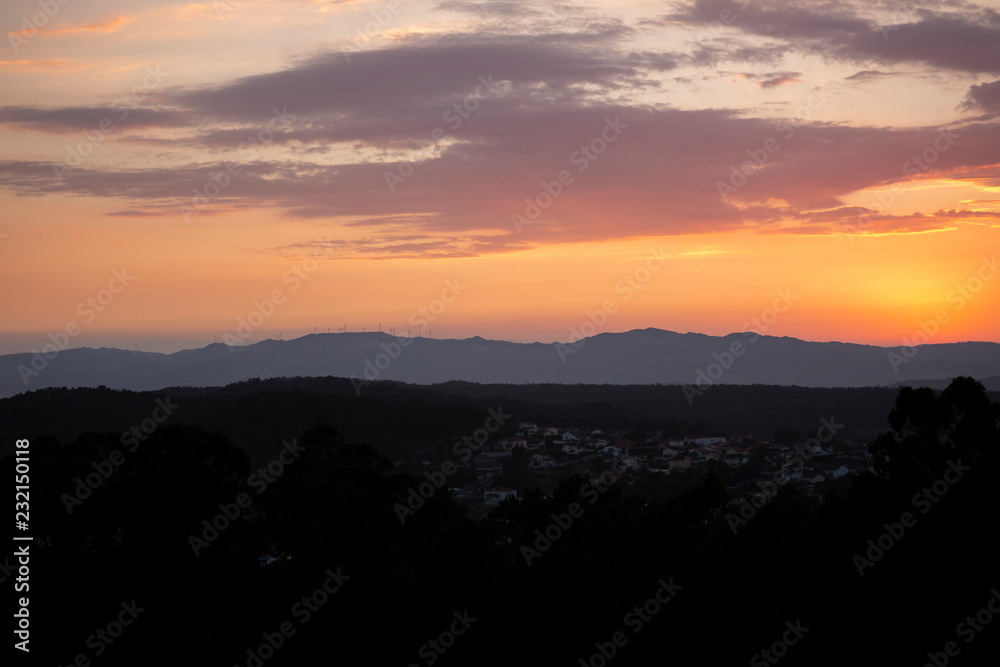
[669, 0, 1000, 74]
[1, 13, 998, 259]
[961, 79, 1000, 112]
[2, 105, 998, 259]
[1, 29, 686, 164]
[759, 74, 801, 88]
[722, 71, 804, 88]
[174, 37, 660, 124]
[844, 70, 893, 81]
[436, 0, 576, 18]
[0, 106, 188, 132]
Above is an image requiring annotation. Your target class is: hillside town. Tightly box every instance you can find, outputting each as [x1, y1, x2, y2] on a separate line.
[400, 421, 874, 513]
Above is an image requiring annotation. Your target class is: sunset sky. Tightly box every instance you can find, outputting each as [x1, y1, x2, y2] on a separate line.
[1, 0, 999, 353]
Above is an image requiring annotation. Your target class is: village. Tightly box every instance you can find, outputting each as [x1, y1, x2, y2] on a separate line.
[401, 421, 874, 513]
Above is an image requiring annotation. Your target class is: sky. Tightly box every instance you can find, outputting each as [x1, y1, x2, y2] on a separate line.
[1, 0, 999, 353]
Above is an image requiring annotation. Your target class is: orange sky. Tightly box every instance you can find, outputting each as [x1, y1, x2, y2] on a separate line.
[1, 0, 999, 353]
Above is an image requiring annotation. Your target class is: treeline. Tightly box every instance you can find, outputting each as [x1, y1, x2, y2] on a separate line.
[3, 377, 998, 665]
[0, 376, 929, 467]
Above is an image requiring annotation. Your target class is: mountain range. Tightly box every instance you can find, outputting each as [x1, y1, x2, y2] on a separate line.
[3, 328, 1000, 399]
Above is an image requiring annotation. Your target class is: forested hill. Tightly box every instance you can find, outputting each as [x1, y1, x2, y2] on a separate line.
[0, 377, 961, 465]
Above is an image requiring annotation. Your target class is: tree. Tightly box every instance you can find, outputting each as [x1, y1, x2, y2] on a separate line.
[869, 377, 1000, 487]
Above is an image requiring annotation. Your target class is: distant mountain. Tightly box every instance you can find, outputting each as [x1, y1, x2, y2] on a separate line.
[2, 328, 1000, 398]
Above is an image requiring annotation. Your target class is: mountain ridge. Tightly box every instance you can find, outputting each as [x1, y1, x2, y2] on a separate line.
[3, 327, 1000, 398]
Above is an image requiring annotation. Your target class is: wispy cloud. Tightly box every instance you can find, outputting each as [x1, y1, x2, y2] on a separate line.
[0, 59, 76, 71]
[4, 16, 130, 39]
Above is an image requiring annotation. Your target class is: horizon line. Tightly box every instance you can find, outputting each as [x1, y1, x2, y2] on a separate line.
[3, 326, 999, 357]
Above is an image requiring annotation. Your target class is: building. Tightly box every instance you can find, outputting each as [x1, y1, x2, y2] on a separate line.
[497, 437, 528, 450]
[484, 486, 518, 505]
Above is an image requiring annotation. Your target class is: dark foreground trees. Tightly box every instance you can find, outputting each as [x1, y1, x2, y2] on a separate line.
[5, 377, 998, 666]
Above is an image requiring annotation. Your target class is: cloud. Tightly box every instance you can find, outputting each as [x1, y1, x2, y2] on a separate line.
[0, 106, 188, 133]
[723, 71, 804, 88]
[0, 59, 75, 71]
[49, 16, 130, 35]
[436, 0, 573, 18]
[1, 29, 677, 144]
[4, 16, 130, 39]
[669, 0, 1000, 74]
[961, 80, 1000, 113]
[104, 209, 169, 217]
[0, 25, 999, 259]
[778, 207, 1000, 237]
[2, 104, 997, 256]
[758, 73, 802, 89]
[174, 35, 668, 125]
[844, 70, 893, 82]
[267, 233, 531, 260]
